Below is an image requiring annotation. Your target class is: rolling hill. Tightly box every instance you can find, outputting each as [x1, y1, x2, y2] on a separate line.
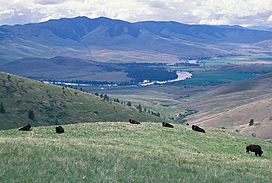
[184, 73, 272, 140]
[0, 122, 271, 182]
[1, 16, 272, 62]
[0, 72, 161, 130]
[0, 56, 132, 82]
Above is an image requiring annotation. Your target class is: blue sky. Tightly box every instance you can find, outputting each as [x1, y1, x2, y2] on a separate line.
[0, 0, 272, 26]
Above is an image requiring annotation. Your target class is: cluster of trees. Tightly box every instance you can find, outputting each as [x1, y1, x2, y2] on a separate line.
[122, 62, 177, 83]
[61, 85, 83, 95]
[95, 93, 110, 101]
[93, 92, 161, 118]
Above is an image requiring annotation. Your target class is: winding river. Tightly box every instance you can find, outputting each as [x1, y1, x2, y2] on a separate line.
[140, 71, 192, 86]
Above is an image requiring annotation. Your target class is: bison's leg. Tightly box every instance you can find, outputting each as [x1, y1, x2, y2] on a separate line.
[246, 149, 249, 153]
[255, 152, 258, 156]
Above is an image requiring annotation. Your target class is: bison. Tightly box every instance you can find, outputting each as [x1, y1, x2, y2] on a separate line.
[246, 144, 263, 156]
[162, 122, 174, 128]
[18, 124, 31, 131]
[129, 119, 141, 124]
[56, 126, 64, 134]
[192, 125, 205, 133]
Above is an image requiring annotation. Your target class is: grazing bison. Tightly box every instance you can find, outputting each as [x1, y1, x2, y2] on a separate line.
[246, 144, 263, 156]
[56, 126, 64, 134]
[18, 124, 31, 131]
[129, 119, 141, 124]
[162, 122, 174, 128]
[186, 123, 189, 126]
[192, 125, 205, 133]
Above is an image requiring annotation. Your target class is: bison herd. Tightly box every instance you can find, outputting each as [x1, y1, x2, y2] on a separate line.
[18, 124, 65, 134]
[18, 120, 264, 157]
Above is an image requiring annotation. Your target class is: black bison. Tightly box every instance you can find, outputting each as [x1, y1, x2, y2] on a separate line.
[186, 123, 189, 126]
[18, 124, 31, 131]
[192, 125, 205, 133]
[162, 122, 174, 128]
[129, 119, 140, 124]
[246, 144, 263, 156]
[56, 126, 64, 134]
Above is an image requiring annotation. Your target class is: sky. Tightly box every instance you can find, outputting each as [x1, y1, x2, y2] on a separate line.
[0, 0, 272, 27]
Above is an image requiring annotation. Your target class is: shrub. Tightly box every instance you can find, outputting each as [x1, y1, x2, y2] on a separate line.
[28, 110, 35, 120]
[103, 94, 109, 101]
[137, 104, 142, 113]
[0, 102, 5, 113]
[127, 101, 132, 107]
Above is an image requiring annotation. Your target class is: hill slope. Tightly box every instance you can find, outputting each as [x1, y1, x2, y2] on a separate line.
[184, 73, 272, 139]
[0, 72, 161, 129]
[0, 122, 271, 182]
[0, 56, 132, 82]
[1, 16, 272, 62]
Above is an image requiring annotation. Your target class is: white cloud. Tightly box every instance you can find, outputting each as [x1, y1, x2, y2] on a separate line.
[0, 9, 15, 16]
[268, 15, 272, 22]
[0, 0, 271, 26]
[34, 0, 66, 5]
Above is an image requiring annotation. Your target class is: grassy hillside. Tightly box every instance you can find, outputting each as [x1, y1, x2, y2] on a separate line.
[186, 73, 272, 139]
[0, 72, 161, 129]
[0, 122, 271, 182]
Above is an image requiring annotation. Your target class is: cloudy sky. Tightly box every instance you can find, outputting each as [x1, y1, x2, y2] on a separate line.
[0, 0, 272, 27]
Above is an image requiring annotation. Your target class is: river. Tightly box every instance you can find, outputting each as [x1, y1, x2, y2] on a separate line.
[140, 71, 192, 86]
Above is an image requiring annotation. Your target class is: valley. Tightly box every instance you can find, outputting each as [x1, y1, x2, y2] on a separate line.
[1, 47, 272, 140]
[84, 56, 272, 139]
[1, 2, 272, 182]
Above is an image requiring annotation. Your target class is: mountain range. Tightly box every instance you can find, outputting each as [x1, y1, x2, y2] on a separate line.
[1, 16, 272, 63]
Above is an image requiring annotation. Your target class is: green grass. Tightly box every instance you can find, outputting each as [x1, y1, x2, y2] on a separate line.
[0, 72, 161, 129]
[177, 71, 254, 86]
[0, 122, 271, 182]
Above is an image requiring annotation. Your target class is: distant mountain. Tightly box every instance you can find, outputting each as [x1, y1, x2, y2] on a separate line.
[0, 72, 161, 129]
[247, 26, 272, 32]
[1, 16, 272, 62]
